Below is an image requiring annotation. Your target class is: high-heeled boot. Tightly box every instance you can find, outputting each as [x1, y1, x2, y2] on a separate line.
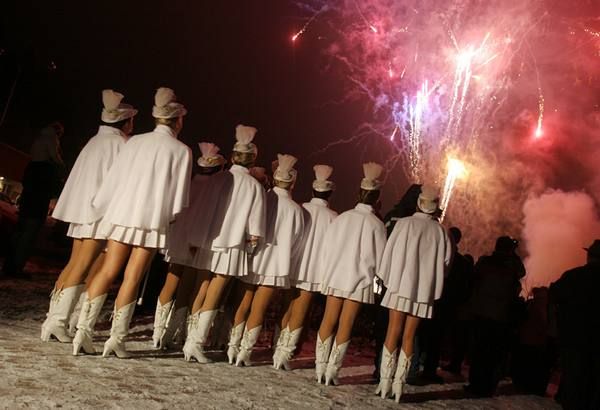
[40, 287, 57, 340]
[159, 304, 188, 349]
[374, 346, 398, 399]
[102, 301, 136, 358]
[325, 340, 350, 386]
[315, 334, 333, 383]
[68, 290, 86, 337]
[151, 298, 173, 348]
[72, 293, 107, 355]
[235, 325, 262, 367]
[227, 321, 246, 364]
[274, 327, 302, 370]
[272, 326, 289, 369]
[182, 310, 217, 363]
[41, 284, 84, 343]
[391, 349, 412, 403]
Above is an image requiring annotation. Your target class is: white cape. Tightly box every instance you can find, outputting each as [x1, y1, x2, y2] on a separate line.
[252, 187, 305, 278]
[378, 212, 452, 303]
[320, 203, 386, 293]
[92, 125, 192, 230]
[52, 126, 127, 224]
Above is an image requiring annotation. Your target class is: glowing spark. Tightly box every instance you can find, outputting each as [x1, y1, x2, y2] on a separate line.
[534, 91, 545, 139]
[440, 157, 468, 222]
[291, 5, 328, 43]
[406, 80, 429, 181]
[389, 125, 399, 141]
[370, 25, 378, 33]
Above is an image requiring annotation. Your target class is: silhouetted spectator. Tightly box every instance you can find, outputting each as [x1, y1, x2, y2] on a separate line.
[465, 236, 524, 397]
[1, 123, 64, 279]
[549, 240, 600, 410]
[511, 287, 553, 396]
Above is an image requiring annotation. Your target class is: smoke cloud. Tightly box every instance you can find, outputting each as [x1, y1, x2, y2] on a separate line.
[522, 190, 600, 292]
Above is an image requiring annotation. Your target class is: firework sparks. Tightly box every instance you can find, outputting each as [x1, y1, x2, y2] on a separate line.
[291, 5, 328, 42]
[534, 91, 545, 138]
[440, 157, 468, 223]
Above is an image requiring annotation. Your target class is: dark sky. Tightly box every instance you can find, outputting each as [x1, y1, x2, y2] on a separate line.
[0, 0, 386, 211]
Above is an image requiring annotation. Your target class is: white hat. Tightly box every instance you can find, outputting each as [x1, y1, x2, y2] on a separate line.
[152, 87, 187, 119]
[417, 185, 439, 214]
[312, 164, 335, 192]
[197, 142, 225, 168]
[360, 162, 383, 190]
[101, 90, 138, 123]
[273, 154, 298, 183]
[233, 125, 258, 154]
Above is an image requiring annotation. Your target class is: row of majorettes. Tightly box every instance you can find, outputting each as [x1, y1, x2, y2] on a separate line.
[42, 88, 452, 403]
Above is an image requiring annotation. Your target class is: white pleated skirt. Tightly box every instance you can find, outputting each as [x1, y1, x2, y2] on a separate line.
[381, 291, 434, 319]
[99, 222, 167, 249]
[192, 246, 249, 277]
[67, 221, 104, 240]
[291, 279, 321, 292]
[240, 272, 290, 288]
[322, 284, 375, 304]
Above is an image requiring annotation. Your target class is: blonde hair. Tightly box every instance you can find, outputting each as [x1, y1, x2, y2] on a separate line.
[232, 151, 256, 168]
[274, 179, 292, 190]
[155, 117, 179, 129]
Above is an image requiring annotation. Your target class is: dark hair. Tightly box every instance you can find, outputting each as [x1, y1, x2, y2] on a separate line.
[449, 227, 462, 244]
[197, 165, 222, 175]
[231, 151, 256, 168]
[358, 188, 380, 205]
[102, 117, 131, 130]
[495, 236, 518, 253]
[313, 189, 332, 200]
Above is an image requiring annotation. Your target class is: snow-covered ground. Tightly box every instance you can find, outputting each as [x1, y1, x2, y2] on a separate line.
[0, 262, 561, 410]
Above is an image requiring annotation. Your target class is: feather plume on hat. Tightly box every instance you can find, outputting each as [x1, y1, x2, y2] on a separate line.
[360, 162, 383, 190]
[233, 125, 258, 154]
[274, 154, 298, 183]
[152, 87, 187, 119]
[312, 164, 335, 192]
[101, 89, 137, 123]
[197, 142, 225, 168]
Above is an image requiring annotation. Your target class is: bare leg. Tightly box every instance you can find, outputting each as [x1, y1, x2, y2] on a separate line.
[333, 299, 362, 345]
[245, 285, 276, 330]
[197, 274, 230, 313]
[84, 251, 105, 288]
[86, 240, 132, 300]
[317, 296, 344, 341]
[384, 309, 407, 353]
[277, 288, 295, 330]
[400, 315, 421, 357]
[158, 263, 184, 305]
[55, 239, 82, 289]
[231, 281, 256, 327]
[186, 269, 211, 312]
[115, 246, 156, 309]
[62, 239, 105, 288]
[287, 289, 314, 331]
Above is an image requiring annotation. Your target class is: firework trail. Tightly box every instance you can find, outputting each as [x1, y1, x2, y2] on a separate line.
[296, 0, 600, 254]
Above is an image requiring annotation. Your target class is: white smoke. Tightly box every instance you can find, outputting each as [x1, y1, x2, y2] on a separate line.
[522, 189, 600, 293]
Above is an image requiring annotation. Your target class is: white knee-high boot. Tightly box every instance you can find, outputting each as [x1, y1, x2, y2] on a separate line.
[315, 334, 333, 383]
[102, 301, 137, 358]
[68, 290, 87, 337]
[40, 287, 58, 340]
[227, 321, 246, 364]
[72, 293, 107, 355]
[375, 346, 398, 399]
[392, 349, 412, 403]
[274, 327, 302, 370]
[41, 285, 84, 343]
[160, 304, 188, 349]
[182, 310, 217, 363]
[272, 326, 289, 369]
[235, 325, 262, 367]
[325, 340, 350, 386]
[151, 298, 173, 348]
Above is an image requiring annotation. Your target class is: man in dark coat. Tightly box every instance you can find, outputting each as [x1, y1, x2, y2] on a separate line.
[549, 240, 600, 410]
[465, 236, 525, 396]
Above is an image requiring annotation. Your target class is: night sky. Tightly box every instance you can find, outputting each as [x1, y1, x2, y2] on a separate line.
[0, 1, 382, 211]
